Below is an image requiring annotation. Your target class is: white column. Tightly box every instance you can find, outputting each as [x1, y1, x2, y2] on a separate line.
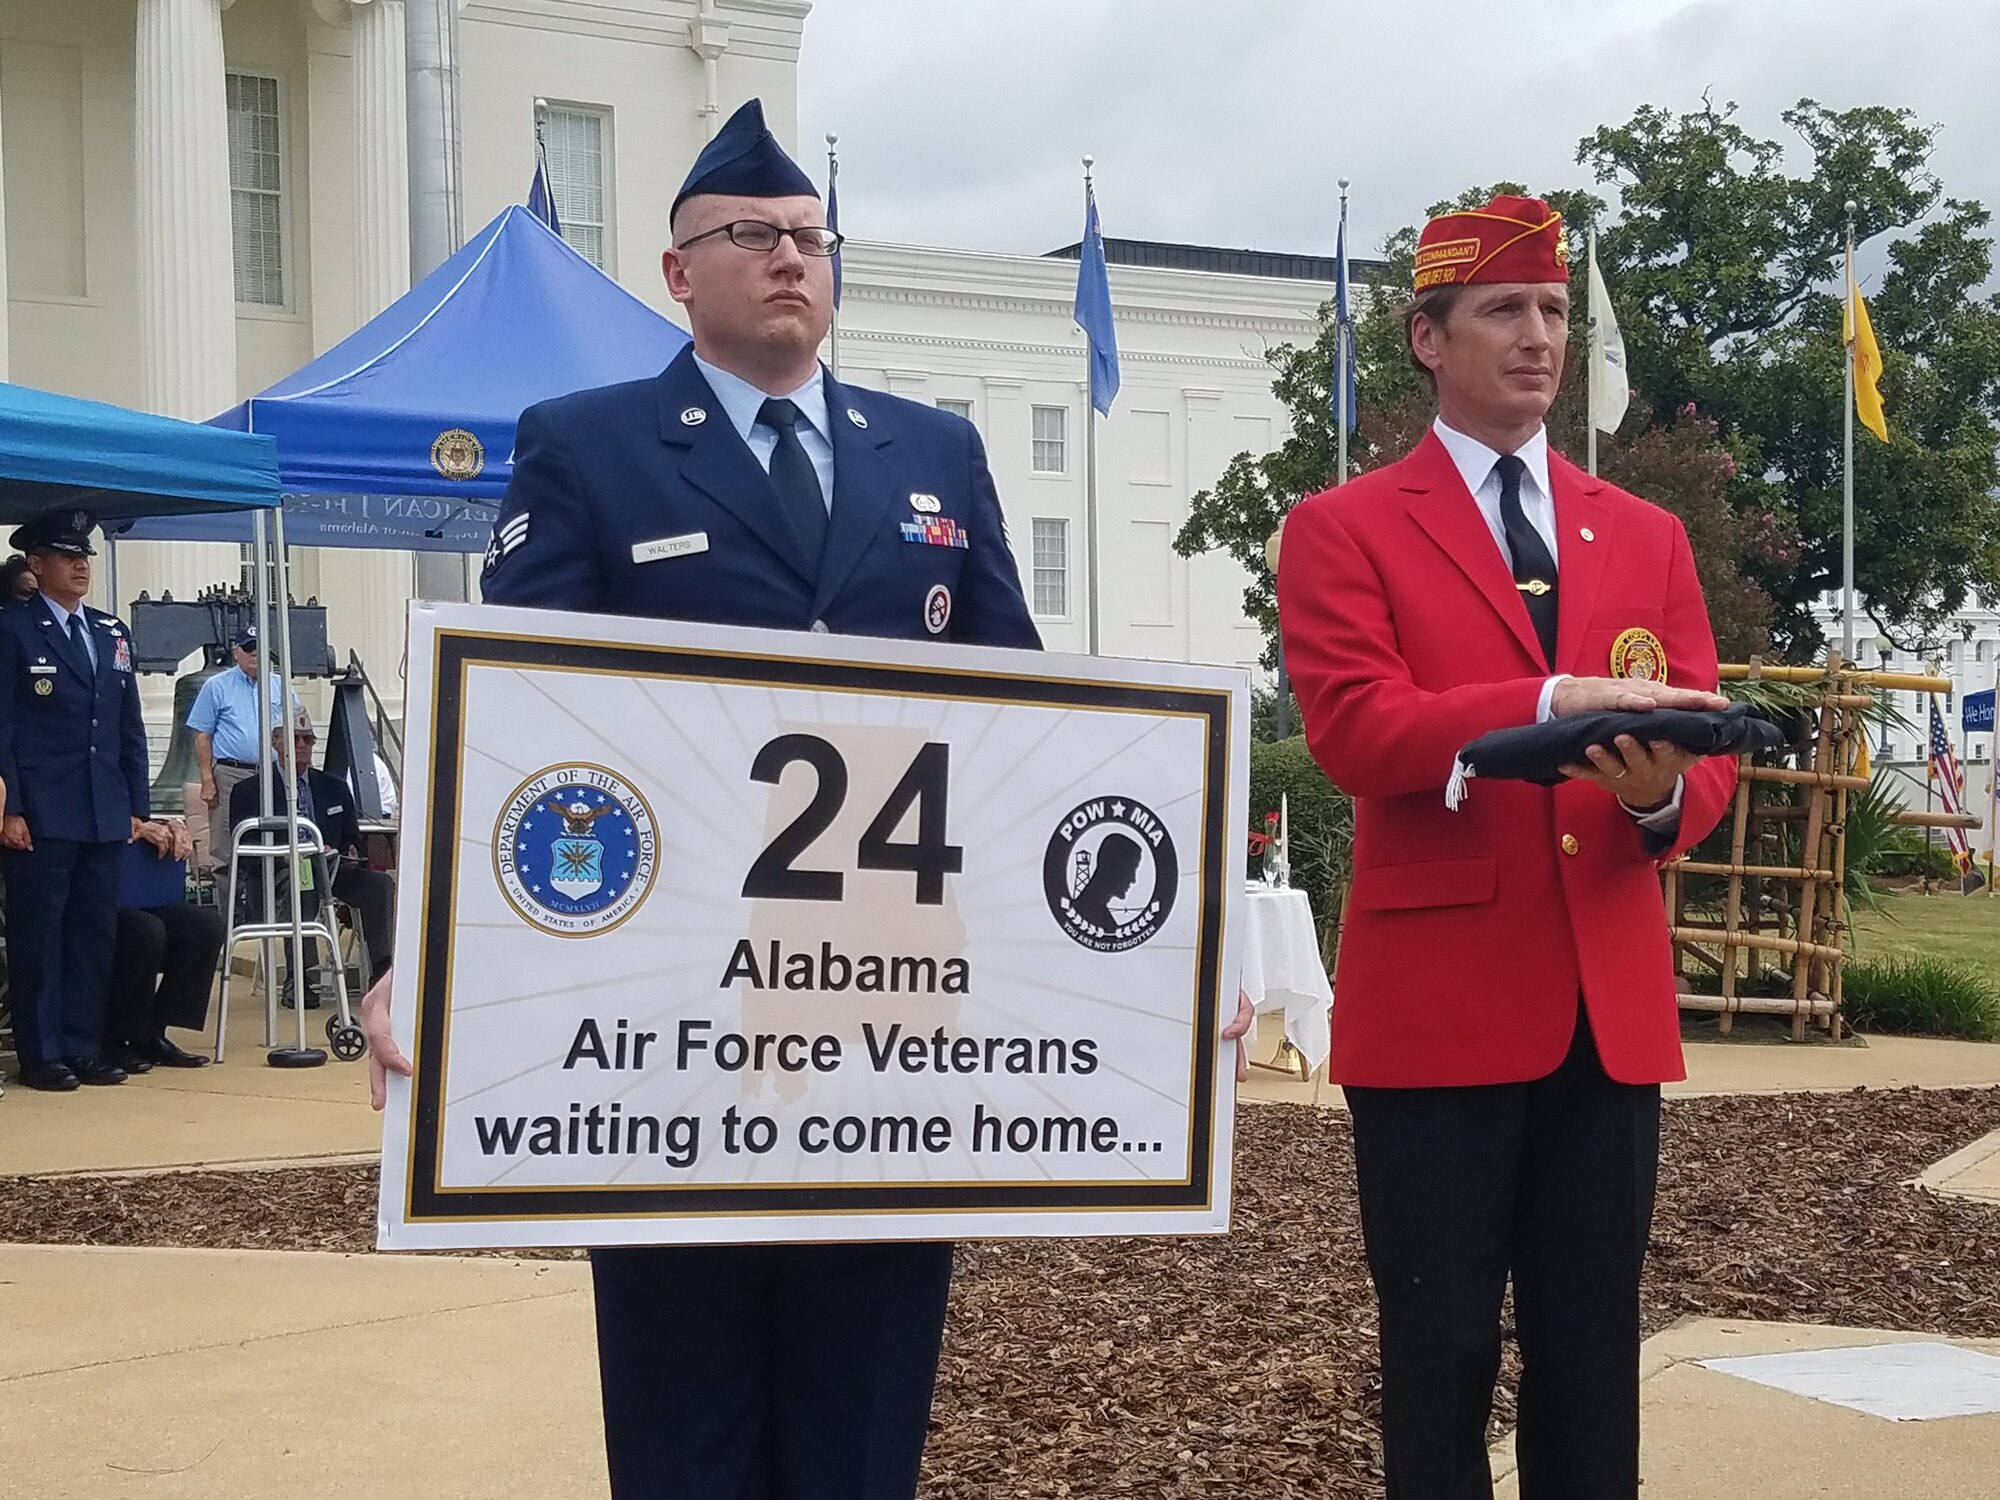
[0, 62, 12, 382]
[136, 0, 238, 421]
[350, 0, 408, 321]
[134, 0, 241, 606]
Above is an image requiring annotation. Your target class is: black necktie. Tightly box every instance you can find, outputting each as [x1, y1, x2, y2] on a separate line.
[758, 398, 828, 571]
[69, 613, 95, 675]
[1495, 453, 1558, 668]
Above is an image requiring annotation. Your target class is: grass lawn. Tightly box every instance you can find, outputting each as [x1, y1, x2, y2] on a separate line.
[1852, 889, 2000, 979]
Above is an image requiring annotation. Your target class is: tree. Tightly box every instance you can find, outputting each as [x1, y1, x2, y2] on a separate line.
[1579, 99, 2000, 651]
[1175, 184, 1779, 663]
[1177, 101, 2000, 661]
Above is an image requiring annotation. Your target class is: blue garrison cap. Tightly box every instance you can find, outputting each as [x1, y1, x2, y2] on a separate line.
[672, 99, 819, 221]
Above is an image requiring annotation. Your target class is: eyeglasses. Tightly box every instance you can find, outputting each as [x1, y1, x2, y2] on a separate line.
[674, 221, 844, 258]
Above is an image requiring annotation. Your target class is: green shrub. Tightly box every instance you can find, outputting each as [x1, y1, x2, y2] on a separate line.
[1843, 954, 2000, 1041]
[1247, 736, 1351, 920]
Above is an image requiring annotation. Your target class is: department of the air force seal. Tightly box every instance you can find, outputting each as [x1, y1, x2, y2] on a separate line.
[1043, 796, 1178, 952]
[493, 764, 658, 937]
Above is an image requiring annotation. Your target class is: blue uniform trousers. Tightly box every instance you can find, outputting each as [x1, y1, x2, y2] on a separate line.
[4, 839, 122, 1066]
[591, 1240, 953, 1500]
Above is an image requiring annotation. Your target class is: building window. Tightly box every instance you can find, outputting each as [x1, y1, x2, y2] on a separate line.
[1031, 518, 1068, 618]
[1032, 405, 1068, 475]
[543, 105, 611, 270]
[936, 398, 974, 424]
[226, 73, 284, 307]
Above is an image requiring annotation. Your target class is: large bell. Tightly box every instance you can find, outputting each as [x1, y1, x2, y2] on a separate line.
[150, 665, 223, 813]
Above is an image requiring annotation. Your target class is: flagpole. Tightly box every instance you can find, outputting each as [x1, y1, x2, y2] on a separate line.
[826, 133, 841, 380]
[1083, 155, 1102, 657]
[1336, 178, 1352, 487]
[1587, 226, 1600, 478]
[1842, 200, 1858, 664]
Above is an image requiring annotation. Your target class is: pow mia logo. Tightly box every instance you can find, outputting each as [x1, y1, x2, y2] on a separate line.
[924, 584, 951, 635]
[493, 764, 658, 938]
[431, 427, 486, 482]
[1043, 796, 1178, 952]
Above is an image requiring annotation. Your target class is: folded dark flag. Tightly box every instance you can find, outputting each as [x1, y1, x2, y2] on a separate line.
[1446, 703, 1785, 809]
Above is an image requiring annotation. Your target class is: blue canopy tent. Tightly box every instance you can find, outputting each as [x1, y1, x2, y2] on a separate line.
[0, 378, 278, 526]
[126, 206, 690, 552]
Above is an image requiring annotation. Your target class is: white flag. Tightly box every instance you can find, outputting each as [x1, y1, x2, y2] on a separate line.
[1588, 232, 1630, 436]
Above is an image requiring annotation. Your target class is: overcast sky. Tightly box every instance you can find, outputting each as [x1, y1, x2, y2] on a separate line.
[798, 0, 1999, 285]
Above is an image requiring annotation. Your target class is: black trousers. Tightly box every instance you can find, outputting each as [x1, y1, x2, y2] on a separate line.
[2, 839, 121, 1067]
[331, 865, 395, 971]
[591, 1240, 953, 1500]
[1345, 1006, 1661, 1500]
[107, 903, 225, 1045]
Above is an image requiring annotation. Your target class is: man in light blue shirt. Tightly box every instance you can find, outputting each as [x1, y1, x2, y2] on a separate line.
[186, 626, 298, 896]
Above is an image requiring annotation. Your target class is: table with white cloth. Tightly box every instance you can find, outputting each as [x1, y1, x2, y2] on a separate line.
[1240, 883, 1334, 1077]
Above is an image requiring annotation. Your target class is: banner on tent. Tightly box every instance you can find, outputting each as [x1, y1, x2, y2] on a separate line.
[123, 491, 497, 552]
[377, 602, 1248, 1250]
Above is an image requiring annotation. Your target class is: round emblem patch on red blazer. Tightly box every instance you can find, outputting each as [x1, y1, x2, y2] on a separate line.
[1610, 627, 1668, 683]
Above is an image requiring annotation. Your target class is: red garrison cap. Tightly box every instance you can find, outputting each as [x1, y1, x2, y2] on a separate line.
[1414, 194, 1569, 292]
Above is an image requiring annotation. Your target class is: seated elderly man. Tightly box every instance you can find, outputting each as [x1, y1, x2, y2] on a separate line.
[230, 715, 395, 1000]
[106, 819, 219, 1071]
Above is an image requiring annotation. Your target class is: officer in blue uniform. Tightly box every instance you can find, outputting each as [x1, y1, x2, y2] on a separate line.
[365, 100, 1038, 1498]
[0, 507, 151, 1091]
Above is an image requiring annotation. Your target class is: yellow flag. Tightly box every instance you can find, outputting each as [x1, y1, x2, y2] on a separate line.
[1846, 250, 1889, 442]
[1853, 732, 1871, 780]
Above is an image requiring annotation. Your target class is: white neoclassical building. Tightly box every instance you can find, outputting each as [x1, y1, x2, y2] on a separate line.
[0, 0, 1329, 753]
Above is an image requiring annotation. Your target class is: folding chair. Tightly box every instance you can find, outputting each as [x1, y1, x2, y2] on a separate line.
[213, 815, 365, 1063]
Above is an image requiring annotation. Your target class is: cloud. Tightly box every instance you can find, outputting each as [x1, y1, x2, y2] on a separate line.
[799, 0, 1999, 281]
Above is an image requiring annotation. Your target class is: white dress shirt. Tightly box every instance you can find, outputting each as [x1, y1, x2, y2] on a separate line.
[1431, 419, 1681, 826]
[692, 353, 836, 511]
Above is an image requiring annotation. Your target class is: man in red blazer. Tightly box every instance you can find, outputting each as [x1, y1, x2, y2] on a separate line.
[1277, 196, 1736, 1500]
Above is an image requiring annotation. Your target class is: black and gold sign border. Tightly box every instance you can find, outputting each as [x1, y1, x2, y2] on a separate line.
[403, 627, 1233, 1227]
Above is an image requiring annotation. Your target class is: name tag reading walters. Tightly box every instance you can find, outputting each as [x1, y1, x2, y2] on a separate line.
[377, 603, 1248, 1249]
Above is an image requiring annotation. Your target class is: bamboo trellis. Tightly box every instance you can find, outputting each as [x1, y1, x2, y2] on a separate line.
[1665, 654, 1977, 1041]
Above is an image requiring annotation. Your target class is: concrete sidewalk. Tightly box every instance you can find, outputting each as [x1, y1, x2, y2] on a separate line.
[7, 1240, 1998, 1500]
[1495, 1319, 2000, 1500]
[0, 1243, 607, 1499]
[2, 989, 380, 1179]
[1916, 1127, 2000, 1205]
[1240, 1032, 2000, 1111]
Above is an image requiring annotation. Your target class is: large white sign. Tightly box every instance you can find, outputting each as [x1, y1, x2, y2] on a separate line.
[377, 603, 1248, 1250]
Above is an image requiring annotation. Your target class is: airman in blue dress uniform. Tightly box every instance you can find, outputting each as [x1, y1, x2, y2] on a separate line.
[366, 100, 1038, 1498]
[0, 507, 151, 1091]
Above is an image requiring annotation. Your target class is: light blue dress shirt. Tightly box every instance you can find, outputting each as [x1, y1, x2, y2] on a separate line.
[186, 664, 299, 763]
[41, 591, 96, 671]
[691, 354, 836, 510]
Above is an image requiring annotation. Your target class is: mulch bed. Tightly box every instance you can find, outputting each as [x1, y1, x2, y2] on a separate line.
[5, 1088, 2000, 1498]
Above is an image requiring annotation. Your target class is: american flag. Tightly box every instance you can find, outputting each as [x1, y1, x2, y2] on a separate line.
[1929, 698, 1975, 873]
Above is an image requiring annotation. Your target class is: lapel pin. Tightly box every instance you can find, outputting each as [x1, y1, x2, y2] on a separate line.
[680, 407, 707, 426]
[847, 409, 868, 429]
[1579, 527, 1595, 542]
[910, 493, 941, 513]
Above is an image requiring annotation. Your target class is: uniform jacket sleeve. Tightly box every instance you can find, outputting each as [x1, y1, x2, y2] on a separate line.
[1651, 515, 1735, 863]
[951, 423, 1041, 650]
[0, 624, 18, 808]
[1278, 496, 1547, 798]
[120, 644, 150, 821]
[480, 401, 606, 610]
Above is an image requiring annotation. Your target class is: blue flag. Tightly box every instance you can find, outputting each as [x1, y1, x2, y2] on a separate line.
[1332, 216, 1357, 430]
[1965, 688, 1996, 734]
[828, 169, 843, 310]
[1075, 189, 1120, 416]
[527, 148, 562, 236]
